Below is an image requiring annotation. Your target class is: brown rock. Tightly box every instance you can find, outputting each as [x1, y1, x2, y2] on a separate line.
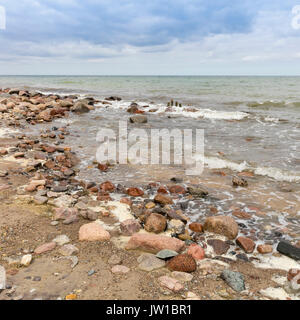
[127, 187, 144, 197]
[236, 236, 256, 253]
[232, 176, 248, 187]
[168, 185, 186, 194]
[34, 242, 56, 255]
[154, 194, 173, 206]
[126, 233, 185, 253]
[257, 244, 273, 254]
[189, 223, 204, 233]
[144, 213, 167, 234]
[120, 198, 132, 206]
[97, 163, 108, 171]
[167, 254, 197, 273]
[232, 209, 252, 220]
[287, 269, 300, 284]
[79, 222, 111, 241]
[0, 149, 8, 156]
[120, 219, 141, 236]
[157, 186, 168, 194]
[100, 181, 115, 193]
[207, 239, 230, 255]
[203, 216, 239, 240]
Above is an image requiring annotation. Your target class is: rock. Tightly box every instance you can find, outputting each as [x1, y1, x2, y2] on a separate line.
[120, 219, 141, 236]
[33, 195, 48, 205]
[189, 223, 204, 233]
[126, 233, 185, 253]
[79, 222, 111, 242]
[288, 269, 300, 291]
[257, 244, 273, 254]
[51, 221, 59, 226]
[108, 255, 123, 265]
[53, 207, 78, 223]
[145, 201, 156, 209]
[203, 216, 239, 240]
[53, 235, 70, 246]
[127, 103, 140, 113]
[232, 176, 248, 187]
[167, 219, 185, 235]
[207, 239, 230, 255]
[221, 270, 245, 292]
[34, 242, 56, 255]
[127, 188, 144, 197]
[277, 240, 300, 260]
[158, 276, 184, 292]
[167, 254, 197, 273]
[171, 271, 193, 282]
[187, 186, 208, 198]
[168, 185, 186, 194]
[156, 249, 179, 260]
[38, 110, 52, 121]
[145, 213, 167, 234]
[187, 244, 205, 260]
[100, 181, 115, 192]
[232, 209, 252, 220]
[236, 237, 256, 253]
[137, 253, 166, 272]
[0, 265, 6, 290]
[154, 194, 173, 206]
[20, 254, 32, 267]
[0, 170, 8, 177]
[71, 101, 90, 113]
[111, 265, 130, 274]
[59, 244, 79, 256]
[129, 115, 148, 123]
[97, 163, 108, 171]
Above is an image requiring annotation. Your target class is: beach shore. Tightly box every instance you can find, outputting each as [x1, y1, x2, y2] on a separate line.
[0, 87, 299, 300]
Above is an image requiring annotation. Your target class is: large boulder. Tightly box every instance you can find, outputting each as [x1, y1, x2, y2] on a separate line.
[126, 233, 185, 253]
[203, 216, 239, 240]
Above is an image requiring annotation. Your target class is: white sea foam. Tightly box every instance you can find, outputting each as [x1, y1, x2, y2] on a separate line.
[195, 156, 300, 182]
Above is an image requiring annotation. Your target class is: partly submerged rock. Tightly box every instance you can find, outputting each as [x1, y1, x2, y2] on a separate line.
[277, 240, 300, 261]
[203, 216, 239, 240]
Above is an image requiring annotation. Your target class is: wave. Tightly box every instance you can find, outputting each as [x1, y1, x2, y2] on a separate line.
[102, 100, 249, 121]
[202, 156, 300, 182]
[247, 100, 300, 109]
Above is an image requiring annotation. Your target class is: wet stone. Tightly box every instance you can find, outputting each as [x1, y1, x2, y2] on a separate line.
[156, 249, 179, 260]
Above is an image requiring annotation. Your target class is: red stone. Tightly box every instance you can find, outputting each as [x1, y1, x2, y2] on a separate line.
[257, 244, 273, 254]
[187, 244, 205, 260]
[100, 181, 115, 193]
[236, 236, 256, 253]
[189, 223, 204, 233]
[157, 186, 168, 194]
[168, 185, 186, 194]
[120, 198, 132, 206]
[97, 163, 108, 171]
[127, 187, 144, 197]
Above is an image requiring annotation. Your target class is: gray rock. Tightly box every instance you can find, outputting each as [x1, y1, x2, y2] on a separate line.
[129, 115, 148, 124]
[221, 270, 245, 292]
[0, 265, 6, 290]
[187, 186, 208, 198]
[59, 244, 79, 256]
[156, 249, 179, 260]
[71, 101, 90, 113]
[34, 195, 48, 205]
[137, 253, 165, 272]
[277, 240, 300, 261]
[53, 235, 70, 246]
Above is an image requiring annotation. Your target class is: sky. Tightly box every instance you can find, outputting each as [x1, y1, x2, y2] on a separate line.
[0, 0, 300, 75]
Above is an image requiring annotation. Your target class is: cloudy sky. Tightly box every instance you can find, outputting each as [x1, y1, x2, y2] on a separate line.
[0, 0, 300, 75]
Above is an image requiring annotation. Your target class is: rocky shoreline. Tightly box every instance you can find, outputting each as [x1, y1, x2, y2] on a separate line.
[0, 88, 299, 300]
